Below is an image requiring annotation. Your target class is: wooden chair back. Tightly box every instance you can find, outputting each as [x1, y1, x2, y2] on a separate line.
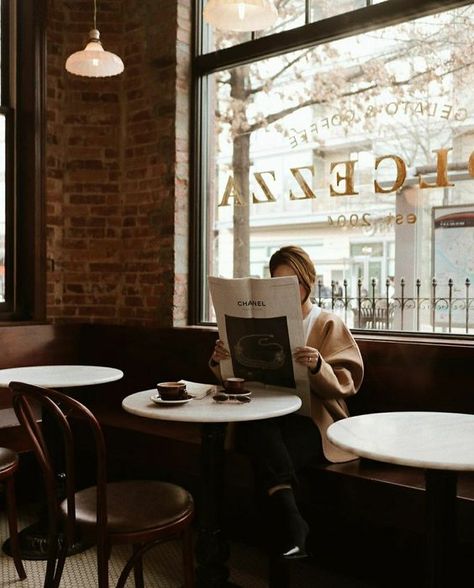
[11, 381, 108, 575]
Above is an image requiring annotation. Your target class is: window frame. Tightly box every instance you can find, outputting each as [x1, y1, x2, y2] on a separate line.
[0, 0, 46, 321]
[190, 0, 474, 330]
[1, 0, 13, 310]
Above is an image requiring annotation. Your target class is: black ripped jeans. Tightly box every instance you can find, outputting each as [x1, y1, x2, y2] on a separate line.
[236, 414, 325, 492]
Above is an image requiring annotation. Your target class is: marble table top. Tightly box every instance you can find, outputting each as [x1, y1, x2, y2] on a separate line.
[0, 365, 124, 388]
[122, 383, 302, 423]
[327, 411, 474, 471]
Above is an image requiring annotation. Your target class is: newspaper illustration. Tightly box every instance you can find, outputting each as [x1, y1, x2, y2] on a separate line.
[208, 275, 311, 416]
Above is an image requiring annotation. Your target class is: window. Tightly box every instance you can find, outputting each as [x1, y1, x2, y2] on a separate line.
[193, 0, 474, 336]
[203, 1, 388, 52]
[0, 1, 45, 320]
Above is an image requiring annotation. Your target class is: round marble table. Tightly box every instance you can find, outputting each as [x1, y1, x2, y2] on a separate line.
[328, 412, 474, 588]
[123, 384, 302, 588]
[0, 364, 124, 389]
[122, 384, 301, 423]
[0, 364, 124, 560]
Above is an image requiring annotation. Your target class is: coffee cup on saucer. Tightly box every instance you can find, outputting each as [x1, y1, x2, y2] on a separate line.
[156, 381, 187, 401]
[223, 377, 246, 394]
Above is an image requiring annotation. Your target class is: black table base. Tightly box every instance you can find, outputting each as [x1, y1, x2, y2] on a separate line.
[2, 521, 93, 561]
[425, 469, 457, 588]
[196, 422, 244, 588]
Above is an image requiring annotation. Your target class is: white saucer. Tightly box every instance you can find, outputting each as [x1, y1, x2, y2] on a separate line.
[150, 394, 192, 405]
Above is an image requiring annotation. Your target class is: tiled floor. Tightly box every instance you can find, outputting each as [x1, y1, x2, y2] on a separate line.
[0, 506, 374, 587]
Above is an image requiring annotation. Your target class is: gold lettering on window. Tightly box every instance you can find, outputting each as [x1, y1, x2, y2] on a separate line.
[252, 171, 277, 203]
[288, 166, 316, 200]
[468, 151, 474, 177]
[374, 155, 406, 193]
[216, 147, 467, 204]
[218, 176, 245, 207]
[330, 161, 358, 197]
[418, 148, 454, 189]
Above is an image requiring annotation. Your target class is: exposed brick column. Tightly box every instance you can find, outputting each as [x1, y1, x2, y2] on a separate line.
[46, 0, 191, 327]
[174, 0, 192, 326]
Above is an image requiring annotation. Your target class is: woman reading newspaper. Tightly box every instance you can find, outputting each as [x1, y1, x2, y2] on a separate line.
[210, 245, 364, 560]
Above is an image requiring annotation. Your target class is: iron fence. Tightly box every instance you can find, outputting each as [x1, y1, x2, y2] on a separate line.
[315, 278, 473, 335]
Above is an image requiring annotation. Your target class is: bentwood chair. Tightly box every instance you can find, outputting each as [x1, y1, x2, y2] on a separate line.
[0, 447, 26, 580]
[10, 381, 195, 588]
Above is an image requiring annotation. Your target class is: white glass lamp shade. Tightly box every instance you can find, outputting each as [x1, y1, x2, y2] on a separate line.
[203, 0, 278, 32]
[65, 29, 124, 78]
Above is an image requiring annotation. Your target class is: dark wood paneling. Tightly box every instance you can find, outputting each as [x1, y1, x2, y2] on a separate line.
[1, 323, 473, 559]
[15, 0, 47, 320]
[1, 322, 473, 451]
[77, 324, 219, 401]
[2, 324, 472, 414]
[350, 337, 474, 415]
[0, 323, 81, 450]
[0, 324, 81, 369]
[0, 323, 82, 408]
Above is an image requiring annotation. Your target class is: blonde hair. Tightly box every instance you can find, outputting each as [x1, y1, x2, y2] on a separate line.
[269, 245, 316, 303]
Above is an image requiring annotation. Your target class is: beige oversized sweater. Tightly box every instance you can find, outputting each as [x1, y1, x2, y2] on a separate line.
[305, 310, 364, 462]
[210, 309, 364, 463]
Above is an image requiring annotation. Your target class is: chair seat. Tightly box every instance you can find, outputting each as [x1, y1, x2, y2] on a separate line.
[0, 447, 18, 473]
[60, 480, 194, 534]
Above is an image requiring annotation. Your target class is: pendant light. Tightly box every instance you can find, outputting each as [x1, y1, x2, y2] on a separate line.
[203, 0, 278, 32]
[65, 0, 124, 78]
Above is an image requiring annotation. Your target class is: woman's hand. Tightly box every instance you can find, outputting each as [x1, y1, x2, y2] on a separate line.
[211, 339, 230, 364]
[293, 346, 320, 372]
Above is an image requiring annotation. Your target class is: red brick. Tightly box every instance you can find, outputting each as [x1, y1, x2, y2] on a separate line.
[46, 0, 190, 327]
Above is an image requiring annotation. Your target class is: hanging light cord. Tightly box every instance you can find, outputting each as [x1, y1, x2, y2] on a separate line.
[93, 0, 97, 30]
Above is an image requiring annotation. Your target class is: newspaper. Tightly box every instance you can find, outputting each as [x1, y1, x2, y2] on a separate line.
[208, 275, 311, 416]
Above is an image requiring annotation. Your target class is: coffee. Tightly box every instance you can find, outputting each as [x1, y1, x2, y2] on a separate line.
[157, 381, 186, 400]
[223, 377, 245, 393]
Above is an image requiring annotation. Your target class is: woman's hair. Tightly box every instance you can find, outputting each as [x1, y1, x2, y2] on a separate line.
[269, 245, 316, 303]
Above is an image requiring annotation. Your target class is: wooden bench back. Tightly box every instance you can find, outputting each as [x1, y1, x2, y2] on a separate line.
[1, 323, 473, 419]
[349, 336, 474, 415]
[77, 324, 218, 401]
[0, 324, 82, 409]
[0, 324, 82, 450]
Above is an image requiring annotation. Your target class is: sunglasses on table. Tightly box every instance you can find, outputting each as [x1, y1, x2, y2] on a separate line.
[213, 393, 251, 403]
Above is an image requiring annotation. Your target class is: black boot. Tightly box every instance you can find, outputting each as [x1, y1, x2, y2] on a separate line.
[268, 488, 309, 559]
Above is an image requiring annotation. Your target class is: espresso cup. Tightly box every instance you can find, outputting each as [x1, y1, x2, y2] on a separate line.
[223, 377, 245, 393]
[157, 381, 186, 400]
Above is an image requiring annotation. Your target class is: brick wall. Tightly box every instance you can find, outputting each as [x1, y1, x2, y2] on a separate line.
[46, 0, 191, 327]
